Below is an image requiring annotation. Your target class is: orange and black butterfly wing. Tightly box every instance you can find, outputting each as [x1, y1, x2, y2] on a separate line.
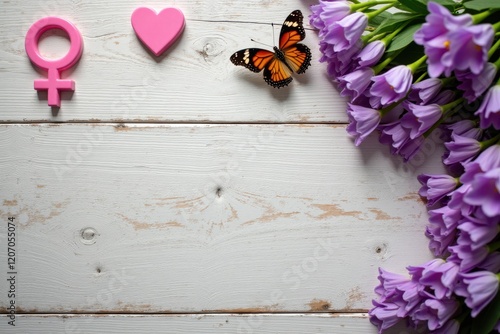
[230, 48, 275, 73]
[279, 10, 312, 74]
[229, 10, 311, 88]
[279, 10, 307, 49]
[283, 43, 311, 74]
[263, 57, 293, 88]
[230, 48, 293, 88]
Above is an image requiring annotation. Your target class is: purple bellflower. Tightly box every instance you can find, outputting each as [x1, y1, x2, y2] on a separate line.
[476, 84, 500, 130]
[418, 174, 459, 206]
[370, 65, 412, 106]
[324, 12, 368, 53]
[456, 271, 500, 317]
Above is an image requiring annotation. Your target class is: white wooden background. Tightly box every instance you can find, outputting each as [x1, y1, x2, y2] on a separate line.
[0, 1, 441, 333]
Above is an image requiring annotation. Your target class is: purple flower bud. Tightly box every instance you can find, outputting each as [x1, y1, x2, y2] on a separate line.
[399, 136, 426, 162]
[408, 78, 443, 105]
[418, 259, 460, 299]
[414, 3, 472, 45]
[346, 103, 381, 146]
[379, 122, 428, 161]
[324, 12, 368, 53]
[478, 252, 500, 273]
[448, 183, 474, 216]
[456, 63, 497, 103]
[446, 120, 477, 136]
[455, 271, 499, 317]
[426, 205, 461, 256]
[412, 297, 459, 331]
[369, 299, 403, 332]
[461, 144, 500, 183]
[370, 66, 413, 106]
[418, 174, 458, 206]
[356, 41, 385, 68]
[320, 40, 362, 78]
[414, 3, 473, 77]
[379, 122, 411, 155]
[429, 90, 455, 105]
[310, 1, 352, 37]
[463, 167, 500, 217]
[401, 101, 442, 139]
[448, 239, 489, 272]
[337, 67, 374, 100]
[457, 219, 498, 251]
[475, 85, 500, 130]
[374, 268, 409, 296]
[445, 120, 483, 143]
[443, 24, 494, 75]
[443, 133, 481, 165]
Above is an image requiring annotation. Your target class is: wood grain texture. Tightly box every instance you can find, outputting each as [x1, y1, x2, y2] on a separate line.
[0, 314, 420, 333]
[0, 0, 344, 123]
[0, 1, 442, 332]
[0, 124, 441, 313]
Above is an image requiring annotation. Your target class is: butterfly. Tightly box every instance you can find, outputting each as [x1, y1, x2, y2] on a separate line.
[230, 10, 312, 88]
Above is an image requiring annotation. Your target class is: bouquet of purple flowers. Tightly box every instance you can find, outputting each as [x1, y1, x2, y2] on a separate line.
[309, 0, 500, 333]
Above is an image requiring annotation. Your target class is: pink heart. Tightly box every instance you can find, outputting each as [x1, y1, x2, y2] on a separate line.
[131, 7, 185, 56]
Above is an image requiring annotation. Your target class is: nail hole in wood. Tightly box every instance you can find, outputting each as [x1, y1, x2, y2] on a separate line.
[216, 187, 222, 197]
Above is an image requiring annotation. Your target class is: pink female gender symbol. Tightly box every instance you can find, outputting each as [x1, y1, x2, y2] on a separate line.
[25, 17, 83, 107]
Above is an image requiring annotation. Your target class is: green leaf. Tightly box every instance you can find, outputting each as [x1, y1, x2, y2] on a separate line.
[370, 12, 422, 37]
[398, 0, 428, 14]
[391, 43, 425, 65]
[471, 290, 500, 334]
[432, 0, 460, 9]
[366, 10, 392, 27]
[398, 0, 460, 12]
[387, 24, 422, 52]
[464, 0, 500, 11]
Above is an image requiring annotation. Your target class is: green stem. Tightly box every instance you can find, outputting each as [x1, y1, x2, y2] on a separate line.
[351, 0, 396, 12]
[379, 100, 403, 117]
[372, 49, 404, 74]
[423, 99, 464, 138]
[488, 38, 500, 59]
[489, 240, 500, 253]
[362, 31, 386, 44]
[472, 10, 493, 24]
[414, 71, 427, 84]
[381, 22, 409, 46]
[441, 98, 465, 115]
[494, 55, 500, 69]
[407, 55, 428, 74]
[480, 134, 500, 150]
[494, 21, 500, 32]
[424, 118, 445, 138]
[441, 77, 455, 87]
[366, 3, 396, 20]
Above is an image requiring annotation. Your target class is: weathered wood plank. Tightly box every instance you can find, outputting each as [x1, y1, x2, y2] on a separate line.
[0, 0, 343, 123]
[0, 124, 440, 313]
[0, 314, 419, 333]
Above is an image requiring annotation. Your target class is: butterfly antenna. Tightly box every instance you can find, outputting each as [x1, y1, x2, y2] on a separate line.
[250, 38, 273, 48]
[272, 22, 276, 46]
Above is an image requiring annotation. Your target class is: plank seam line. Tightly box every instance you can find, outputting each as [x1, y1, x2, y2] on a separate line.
[0, 121, 349, 126]
[0, 312, 369, 316]
[189, 18, 316, 31]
